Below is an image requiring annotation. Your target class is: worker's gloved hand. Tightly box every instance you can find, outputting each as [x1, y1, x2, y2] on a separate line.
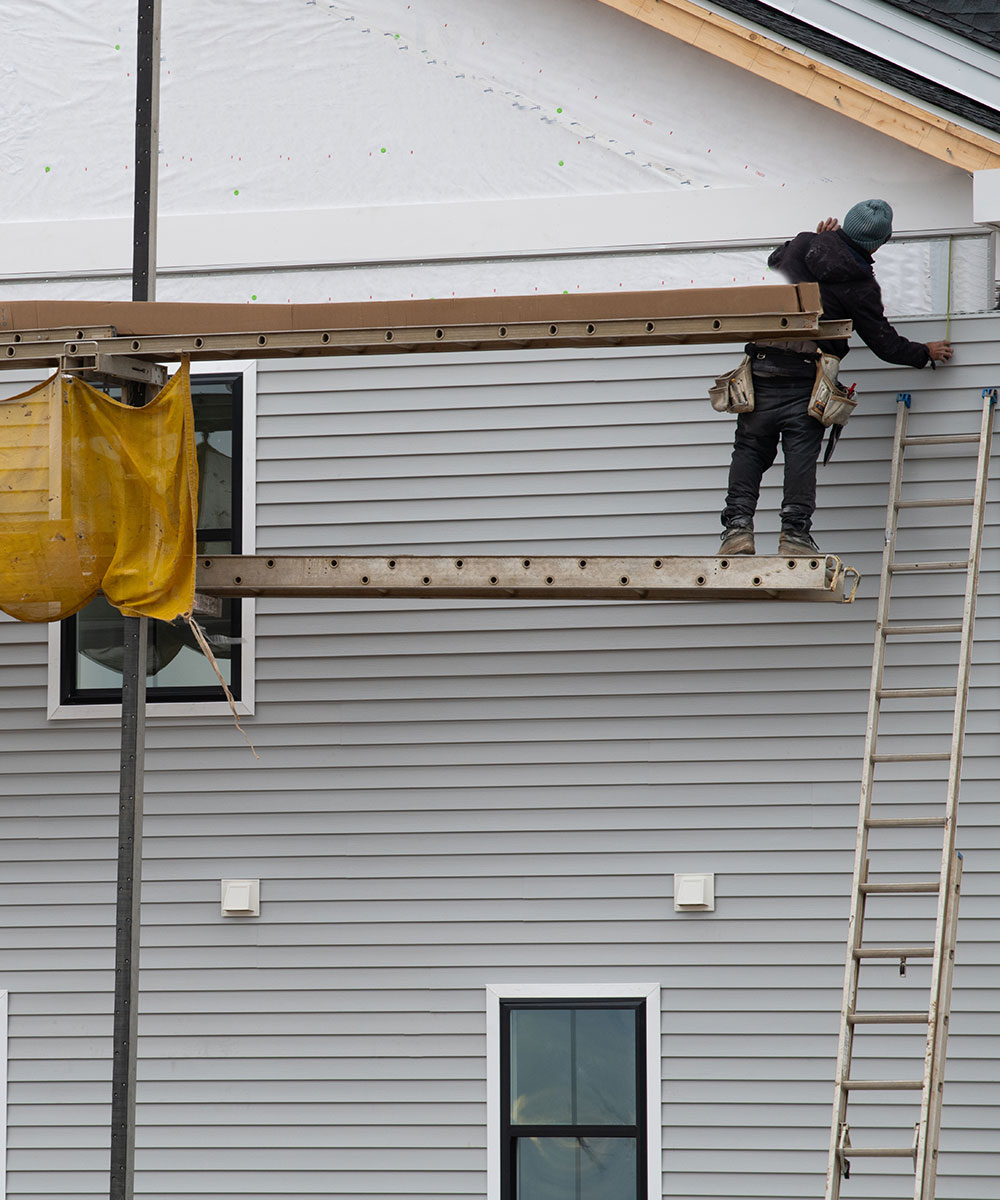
[926, 340, 954, 362]
[816, 217, 841, 233]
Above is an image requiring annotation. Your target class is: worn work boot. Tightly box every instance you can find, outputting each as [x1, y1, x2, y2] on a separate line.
[778, 528, 822, 557]
[718, 523, 755, 556]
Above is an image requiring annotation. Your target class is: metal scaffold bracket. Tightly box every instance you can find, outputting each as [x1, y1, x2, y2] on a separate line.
[60, 346, 167, 387]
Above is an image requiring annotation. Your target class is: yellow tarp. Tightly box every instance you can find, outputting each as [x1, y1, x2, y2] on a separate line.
[0, 363, 197, 623]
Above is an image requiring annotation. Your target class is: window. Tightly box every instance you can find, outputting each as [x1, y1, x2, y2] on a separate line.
[47, 361, 256, 719]
[487, 985, 661, 1200]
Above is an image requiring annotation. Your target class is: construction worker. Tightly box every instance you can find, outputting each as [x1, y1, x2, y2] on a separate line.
[719, 199, 954, 557]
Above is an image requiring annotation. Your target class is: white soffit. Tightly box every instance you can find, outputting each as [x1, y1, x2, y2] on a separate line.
[734, 0, 1000, 114]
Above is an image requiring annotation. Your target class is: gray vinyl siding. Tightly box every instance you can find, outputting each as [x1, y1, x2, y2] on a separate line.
[0, 312, 998, 1198]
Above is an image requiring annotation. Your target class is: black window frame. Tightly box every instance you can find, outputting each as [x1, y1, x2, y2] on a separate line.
[500, 997, 647, 1200]
[57, 369, 244, 705]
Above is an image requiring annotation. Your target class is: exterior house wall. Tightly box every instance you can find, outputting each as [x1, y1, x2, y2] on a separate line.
[2, 2, 999, 1197]
[1, 314, 998, 1198]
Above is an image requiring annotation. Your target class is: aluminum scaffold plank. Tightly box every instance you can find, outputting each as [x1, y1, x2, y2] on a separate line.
[0, 318, 854, 370]
[195, 553, 859, 602]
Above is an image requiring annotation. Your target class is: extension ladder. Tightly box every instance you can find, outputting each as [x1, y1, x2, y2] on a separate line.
[825, 387, 997, 1200]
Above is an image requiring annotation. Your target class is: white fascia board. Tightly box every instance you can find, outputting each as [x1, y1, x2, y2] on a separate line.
[973, 169, 1000, 229]
[0, 179, 974, 280]
[754, 0, 1000, 112]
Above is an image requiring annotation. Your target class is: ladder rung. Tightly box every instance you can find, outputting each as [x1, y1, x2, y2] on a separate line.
[895, 497, 973, 509]
[841, 1078, 924, 1091]
[853, 945, 934, 959]
[860, 881, 939, 893]
[902, 432, 981, 445]
[884, 623, 963, 636]
[840, 1146, 916, 1158]
[889, 560, 969, 573]
[876, 686, 957, 699]
[865, 816, 947, 828]
[848, 1011, 928, 1025]
[872, 752, 951, 762]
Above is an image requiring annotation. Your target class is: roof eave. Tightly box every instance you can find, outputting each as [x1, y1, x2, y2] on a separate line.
[596, 0, 1000, 172]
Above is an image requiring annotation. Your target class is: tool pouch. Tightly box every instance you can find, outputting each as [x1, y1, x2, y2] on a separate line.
[808, 353, 856, 427]
[709, 355, 754, 414]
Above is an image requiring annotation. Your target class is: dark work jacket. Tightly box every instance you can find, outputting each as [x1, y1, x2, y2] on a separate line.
[768, 230, 930, 368]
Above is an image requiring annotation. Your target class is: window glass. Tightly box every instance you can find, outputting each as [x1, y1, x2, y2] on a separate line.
[510, 1008, 638, 1126]
[502, 999, 644, 1200]
[60, 370, 242, 703]
[516, 1137, 637, 1200]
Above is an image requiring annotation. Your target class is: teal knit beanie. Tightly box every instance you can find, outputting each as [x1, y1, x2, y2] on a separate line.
[842, 199, 893, 251]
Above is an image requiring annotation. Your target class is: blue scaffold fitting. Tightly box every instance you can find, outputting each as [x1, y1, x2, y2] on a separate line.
[982, 388, 998, 407]
[896, 392, 912, 408]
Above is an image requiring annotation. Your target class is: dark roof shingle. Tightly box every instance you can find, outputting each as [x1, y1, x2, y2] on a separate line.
[878, 1, 1000, 52]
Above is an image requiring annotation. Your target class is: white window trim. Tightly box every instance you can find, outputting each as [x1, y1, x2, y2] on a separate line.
[47, 360, 256, 720]
[485, 981, 661, 1200]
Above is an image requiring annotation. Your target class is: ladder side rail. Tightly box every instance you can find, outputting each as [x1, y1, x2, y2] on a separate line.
[917, 853, 963, 1199]
[914, 391, 995, 1196]
[825, 396, 910, 1200]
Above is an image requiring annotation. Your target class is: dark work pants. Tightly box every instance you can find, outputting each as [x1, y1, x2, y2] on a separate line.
[721, 373, 825, 533]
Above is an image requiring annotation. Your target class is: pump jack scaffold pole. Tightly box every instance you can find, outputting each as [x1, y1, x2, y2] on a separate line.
[110, 4, 160, 1199]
